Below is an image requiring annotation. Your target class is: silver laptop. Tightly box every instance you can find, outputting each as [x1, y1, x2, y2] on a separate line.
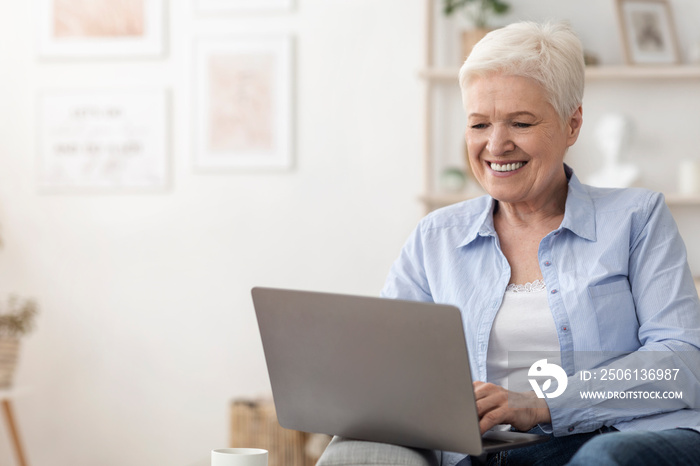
[251, 287, 548, 457]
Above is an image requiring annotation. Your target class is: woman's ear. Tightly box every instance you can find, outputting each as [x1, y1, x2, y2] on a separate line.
[566, 106, 583, 146]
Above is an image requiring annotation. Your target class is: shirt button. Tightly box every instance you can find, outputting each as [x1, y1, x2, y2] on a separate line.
[544, 261, 552, 266]
[551, 289, 558, 294]
[562, 326, 568, 331]
[554, 231, 561, 236]
[568, 426, 575, 433]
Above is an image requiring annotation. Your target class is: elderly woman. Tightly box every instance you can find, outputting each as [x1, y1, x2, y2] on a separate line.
[316, 21, 700, 466]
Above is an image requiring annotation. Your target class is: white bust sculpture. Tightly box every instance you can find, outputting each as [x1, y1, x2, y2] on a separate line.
[587, 114, 640, 189]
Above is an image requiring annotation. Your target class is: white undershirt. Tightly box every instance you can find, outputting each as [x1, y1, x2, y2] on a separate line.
[486, 280, 561, 391]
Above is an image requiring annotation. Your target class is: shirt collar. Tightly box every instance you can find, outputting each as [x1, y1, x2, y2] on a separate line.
[456, 197, 498, 248]
[457, 164, 597, 248]
[560, 164, 597, 242]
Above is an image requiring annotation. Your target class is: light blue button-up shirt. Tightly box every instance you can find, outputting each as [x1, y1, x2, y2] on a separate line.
[381, 165, 700, 441]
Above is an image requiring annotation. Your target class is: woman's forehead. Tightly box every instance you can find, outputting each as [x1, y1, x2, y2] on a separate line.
[465, 75, 555, 117]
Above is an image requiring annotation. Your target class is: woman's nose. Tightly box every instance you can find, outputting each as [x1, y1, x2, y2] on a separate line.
[486, 126, 515, 156]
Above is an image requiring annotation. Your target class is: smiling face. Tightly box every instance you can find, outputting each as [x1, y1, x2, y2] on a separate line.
[465, 74, 582, 209]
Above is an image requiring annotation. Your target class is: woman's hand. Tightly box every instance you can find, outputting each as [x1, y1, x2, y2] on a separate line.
[473, 381, 551, 434]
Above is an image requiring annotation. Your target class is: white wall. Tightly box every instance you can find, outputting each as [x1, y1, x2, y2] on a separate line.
[0, 2, 423, 465]
[0, 1, 698, 465]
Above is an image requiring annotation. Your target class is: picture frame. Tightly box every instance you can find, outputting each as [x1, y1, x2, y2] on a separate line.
[193, 36, 294, 171]
[37, 89, 169, 191]
[194, 0, 293, 14]
[37, 0, 164, 58]
[615, 0, 680, 65]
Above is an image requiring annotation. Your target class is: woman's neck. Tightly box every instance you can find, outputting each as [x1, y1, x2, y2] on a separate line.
[494, 179, 568, 230]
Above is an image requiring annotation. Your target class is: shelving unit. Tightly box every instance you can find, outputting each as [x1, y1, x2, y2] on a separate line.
[419, 0, 700, 213]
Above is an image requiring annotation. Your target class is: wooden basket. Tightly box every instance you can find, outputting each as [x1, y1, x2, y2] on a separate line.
[230, 398, 329, 466]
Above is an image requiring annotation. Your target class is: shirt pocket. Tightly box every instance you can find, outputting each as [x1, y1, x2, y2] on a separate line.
[588, 277, 640, 351]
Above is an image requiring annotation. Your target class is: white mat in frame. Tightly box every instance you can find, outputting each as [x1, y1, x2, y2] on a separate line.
[194, 0, 293, 13]
[37, 0, 164, 58]
[37, 89, 169, 191]
[193, 36, 294, 171]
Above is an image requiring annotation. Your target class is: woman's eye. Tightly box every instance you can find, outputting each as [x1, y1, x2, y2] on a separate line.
[471, 123, 488, 129]
[514, 122, 532, 128]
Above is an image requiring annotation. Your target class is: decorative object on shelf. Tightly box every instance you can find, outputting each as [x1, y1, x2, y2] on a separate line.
[442, 0, 510, 62]
[440, 167, 467, 193]
[195, 0, 293, 13]
[38, 89, 168, 191]
[37, 0, 164, 58]
[194, 36, 294, 171]
[587, 113, 640, 189]
[615, 0, 679, 65]
[678, 160, 700, 195]
[583, 51, 600, 66]
[0, 296, 39, 388]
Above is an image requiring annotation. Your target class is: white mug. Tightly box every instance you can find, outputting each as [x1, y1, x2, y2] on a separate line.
[211, 448, 268, 466]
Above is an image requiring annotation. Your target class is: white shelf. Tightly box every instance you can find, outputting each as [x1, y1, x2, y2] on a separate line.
[418, 191, 483, 208]
[420, 192, 700, 209]
[664, 193, 700, 206]
[585, 65, 700, 80]
[419, 65, 700, 83]
[418, 67, 460, 82]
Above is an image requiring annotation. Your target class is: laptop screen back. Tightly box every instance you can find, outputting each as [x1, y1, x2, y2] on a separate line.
[252, 287, 484, 455]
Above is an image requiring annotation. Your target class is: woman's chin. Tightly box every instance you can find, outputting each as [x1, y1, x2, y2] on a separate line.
[482, 181, 526, 202]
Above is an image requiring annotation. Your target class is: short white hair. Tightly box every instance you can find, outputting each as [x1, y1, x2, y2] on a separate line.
[458, 21, 585, 122]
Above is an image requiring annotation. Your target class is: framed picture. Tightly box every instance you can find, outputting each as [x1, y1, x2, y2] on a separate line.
[194, 0, 293, 13]
[194, 36, 294, 170]
[615, 0, 680, 65]
[37, 0, 164, 58]
[38, 89, 169, 191]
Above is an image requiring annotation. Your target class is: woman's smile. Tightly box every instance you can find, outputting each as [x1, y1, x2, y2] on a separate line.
[489, 161, 527, 174]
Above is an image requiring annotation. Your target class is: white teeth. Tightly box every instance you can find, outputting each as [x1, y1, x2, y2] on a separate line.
[490, 162, 523, 172]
